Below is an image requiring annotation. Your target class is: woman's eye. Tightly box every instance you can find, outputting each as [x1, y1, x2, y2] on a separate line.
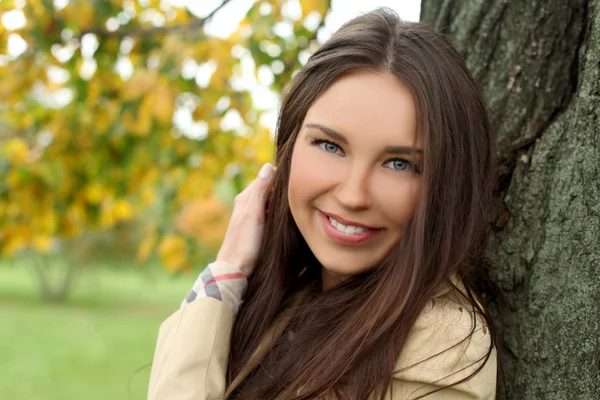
[314, 140, 342, 154]
[322, 142, 339, 153]
[386, 159, 411, 171]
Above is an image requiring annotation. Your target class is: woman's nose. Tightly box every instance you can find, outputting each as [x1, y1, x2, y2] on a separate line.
[333, 166, 372, 211]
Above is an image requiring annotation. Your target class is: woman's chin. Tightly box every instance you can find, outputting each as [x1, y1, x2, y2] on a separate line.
[318, 258, 379, 289]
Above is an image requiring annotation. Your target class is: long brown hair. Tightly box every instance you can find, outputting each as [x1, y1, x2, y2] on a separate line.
[228, 8, 498, 399]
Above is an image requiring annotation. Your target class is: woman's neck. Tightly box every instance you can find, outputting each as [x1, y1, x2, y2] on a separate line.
[321, 267, 350, 290]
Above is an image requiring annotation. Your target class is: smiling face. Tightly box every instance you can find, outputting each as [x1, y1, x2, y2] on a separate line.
[287, 70, 423, 289]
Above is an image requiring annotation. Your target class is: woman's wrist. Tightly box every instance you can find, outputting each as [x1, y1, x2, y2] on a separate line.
[214, 254, 252, 277]
[181, 261, 248, 314]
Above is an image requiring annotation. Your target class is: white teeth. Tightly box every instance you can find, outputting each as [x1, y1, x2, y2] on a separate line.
[329, 217, 339, 228]
[328, 217, 369, 234]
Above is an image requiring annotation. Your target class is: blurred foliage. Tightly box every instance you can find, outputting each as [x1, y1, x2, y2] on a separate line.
[0, 0, 331, 278]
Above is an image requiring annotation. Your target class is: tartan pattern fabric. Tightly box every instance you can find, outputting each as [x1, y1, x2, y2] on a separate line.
[181, 261, 248, 314]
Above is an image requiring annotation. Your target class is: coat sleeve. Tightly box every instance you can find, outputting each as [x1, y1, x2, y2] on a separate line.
[147, 262, 247, 400]
[389, 295, 497, 400]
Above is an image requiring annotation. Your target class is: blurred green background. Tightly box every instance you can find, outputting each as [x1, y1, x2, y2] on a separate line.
[0, 256, 190, 400]
[0, 0, 418, 398]
[0, 0, 333, 398]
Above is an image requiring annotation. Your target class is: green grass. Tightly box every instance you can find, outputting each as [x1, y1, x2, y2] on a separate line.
[0, 260, 195, 400]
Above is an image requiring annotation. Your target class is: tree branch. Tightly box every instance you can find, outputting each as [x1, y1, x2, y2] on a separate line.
[78, 0, 233, 39]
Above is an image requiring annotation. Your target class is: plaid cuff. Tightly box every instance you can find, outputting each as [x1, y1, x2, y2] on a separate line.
[181, 261, 248, 314]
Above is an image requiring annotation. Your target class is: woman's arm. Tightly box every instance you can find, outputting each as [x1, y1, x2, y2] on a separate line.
[147, 261, 247, 400]
[147, 163, 274, 399]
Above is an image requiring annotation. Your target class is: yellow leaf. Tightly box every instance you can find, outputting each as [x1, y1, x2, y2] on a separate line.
[141, 188, 156, 206]
[19, 114, 35, 130]
[121, 111, 138, 134]
[76, 127, 94, 149]
[177, 197, 230, 251]
[125, 102, 153, 136]
[86, 80, 102, 107]
[177, 171, 213, 201]
[1, 224, 30, 257]
[122, 69, 158, 101]
[158, 234, 186, 254]
[2, 237, 25, 257]
[142, 167, 160, 185]
[37, 210, 58, 233]
[61, 214, 82, 238]
[7, 170, 24, 189]
[60, 0, 95, 31]
[112, 198, 134, 221]
[3, 138, 30, 165]
[32, 235, 53, 252]
[299, 0, 329, 18]
[202, 154, 221, 176]
[192, 103, 211, 121]
[151, 86, 175, 124]
[158, 234, 189, 272]
[84, 182, 108, 204]
[0, 74, 21, 102]
[163, 252, 188, 273]
[68, 202, 86, 222]
[136, 232, 157, 264]
[249, 126, 275, 164]
[7, 202, 20, 218]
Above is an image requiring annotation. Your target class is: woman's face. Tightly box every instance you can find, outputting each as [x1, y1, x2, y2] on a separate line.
[288, 70, 422, 288]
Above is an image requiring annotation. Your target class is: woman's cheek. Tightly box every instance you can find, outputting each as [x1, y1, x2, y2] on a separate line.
[291, 144, 333, 189]
[377, 180, 421, 226]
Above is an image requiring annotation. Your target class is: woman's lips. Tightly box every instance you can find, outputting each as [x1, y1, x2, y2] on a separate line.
[320, 211, 378, 230]
[318, 210, 382, 246]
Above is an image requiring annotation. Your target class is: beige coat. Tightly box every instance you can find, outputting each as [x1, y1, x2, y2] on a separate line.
[148, 284, 496, 399]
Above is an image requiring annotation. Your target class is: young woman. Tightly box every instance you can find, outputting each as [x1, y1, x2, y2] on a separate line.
[148, 8, 498, 400]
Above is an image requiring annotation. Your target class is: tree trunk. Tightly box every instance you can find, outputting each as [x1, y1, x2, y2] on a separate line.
[420, 1, 599, 399]
[25, 253, 79, 303]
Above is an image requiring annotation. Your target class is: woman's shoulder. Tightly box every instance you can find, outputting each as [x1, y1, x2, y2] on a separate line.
[411, 276, 490, 342]
[391, 277, 497, 398]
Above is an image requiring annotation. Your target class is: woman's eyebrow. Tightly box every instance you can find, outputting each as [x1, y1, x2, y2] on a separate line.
[304, 122, 423, 155]
[305, 123, 348, 144]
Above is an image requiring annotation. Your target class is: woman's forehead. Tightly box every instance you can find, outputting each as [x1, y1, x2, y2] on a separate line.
[303, 71, 421, 147]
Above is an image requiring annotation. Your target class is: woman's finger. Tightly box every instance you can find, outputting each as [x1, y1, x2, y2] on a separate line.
[246, 163, 275, 222]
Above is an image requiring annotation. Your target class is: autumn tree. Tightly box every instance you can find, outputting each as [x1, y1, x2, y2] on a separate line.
[0, 0, 331, 300]
[421, 0, 600, 398]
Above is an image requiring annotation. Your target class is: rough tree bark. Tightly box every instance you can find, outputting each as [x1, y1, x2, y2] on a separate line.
[420, 0, 599, 398]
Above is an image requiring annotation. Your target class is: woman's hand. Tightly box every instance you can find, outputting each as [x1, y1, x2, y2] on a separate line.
[216, 163, 275, 276]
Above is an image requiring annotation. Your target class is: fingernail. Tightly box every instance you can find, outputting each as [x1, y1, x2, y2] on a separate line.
[259, 163, 273, 179]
